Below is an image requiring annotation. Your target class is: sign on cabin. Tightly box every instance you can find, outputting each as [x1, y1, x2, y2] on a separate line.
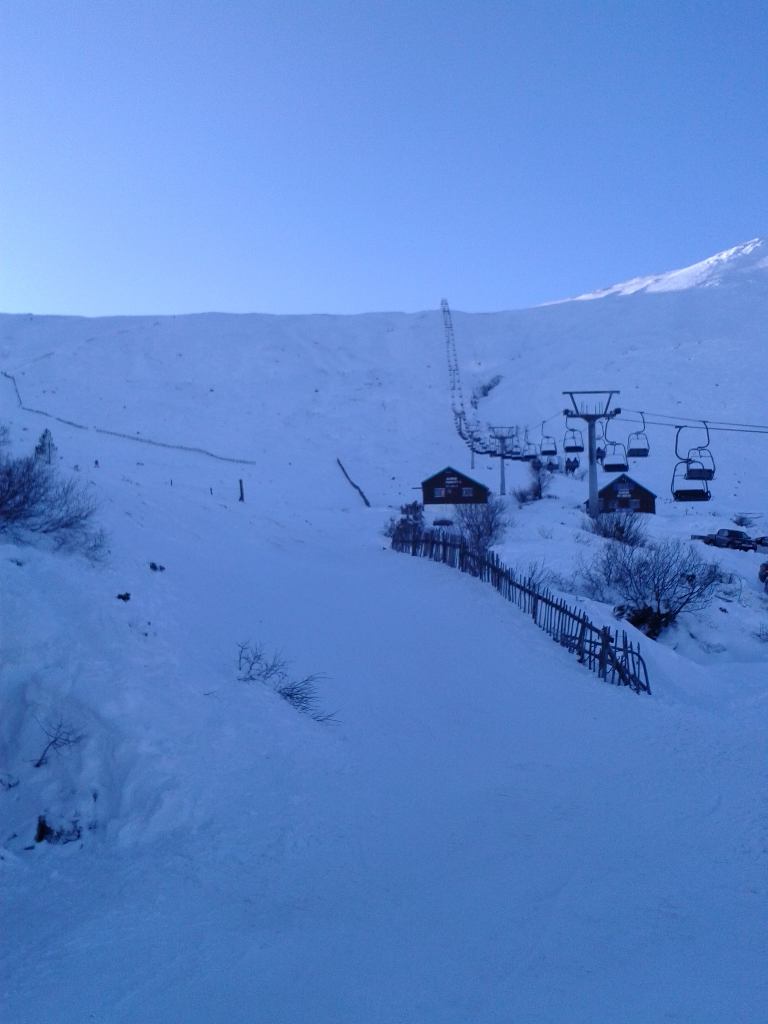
[590, 474, 656, 514]
[421, 467, 489, 505]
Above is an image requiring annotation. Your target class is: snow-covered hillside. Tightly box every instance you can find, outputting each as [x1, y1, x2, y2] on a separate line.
[1, 241, 766, 1022]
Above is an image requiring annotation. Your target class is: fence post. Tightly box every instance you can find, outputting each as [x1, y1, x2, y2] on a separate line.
[598, 627, 610, 679]
[576, 616, 587, 663]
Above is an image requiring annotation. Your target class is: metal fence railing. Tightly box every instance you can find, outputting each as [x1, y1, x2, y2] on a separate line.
[391, 528, 651, 695]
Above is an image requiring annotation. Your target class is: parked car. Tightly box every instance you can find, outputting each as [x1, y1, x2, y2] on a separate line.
[755, 536, 768, 552]
[691, 529, 757, 552]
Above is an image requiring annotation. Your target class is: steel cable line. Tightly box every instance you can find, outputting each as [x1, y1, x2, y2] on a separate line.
[619, 408, 768, 434]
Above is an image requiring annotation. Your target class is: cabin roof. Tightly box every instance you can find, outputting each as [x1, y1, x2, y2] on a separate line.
[597, 473, 657, 498]
[421, 466, 489, 490]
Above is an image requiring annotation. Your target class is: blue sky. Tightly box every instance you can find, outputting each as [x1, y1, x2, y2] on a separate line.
[1, 1, 766, 316]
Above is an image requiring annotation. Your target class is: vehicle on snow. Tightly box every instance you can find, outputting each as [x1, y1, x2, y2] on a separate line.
[690, 529, 757, 552]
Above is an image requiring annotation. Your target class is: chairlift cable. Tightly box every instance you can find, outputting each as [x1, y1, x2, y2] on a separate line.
[620, 408, 768, 434]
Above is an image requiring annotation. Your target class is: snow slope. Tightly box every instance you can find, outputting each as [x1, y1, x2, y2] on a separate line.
[1, 241, 766, 1022]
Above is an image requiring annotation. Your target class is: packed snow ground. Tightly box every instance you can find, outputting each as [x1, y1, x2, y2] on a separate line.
[1, 241, 767, 1022]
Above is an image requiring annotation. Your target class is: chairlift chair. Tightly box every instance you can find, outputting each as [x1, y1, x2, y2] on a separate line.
[601, 420, 629, 473]
[521, 430, 539, 461]
[675, 422, 715, 481]
[685, 452, 715, 480]
[672, 462, 710, 501]
[627, 412, 650, 458]
[685, 421, 715, 479]
[602, 444, 629, 473]
[563, 417, 584, 453]
[540, 423, 558, 457]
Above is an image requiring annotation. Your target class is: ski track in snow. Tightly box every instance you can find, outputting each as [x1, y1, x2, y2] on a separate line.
[0, 241, 767, 1022]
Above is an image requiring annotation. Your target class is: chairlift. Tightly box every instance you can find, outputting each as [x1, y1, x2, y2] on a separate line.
[564, 455, 580, 475]
[563, 416, 584, 453]
[540, 422, 558, 457]
[675, 423, 715, 481]
[685, 422, 715, 480]
[627, 412, 650, 458]
[602, 420, 629, 473]
[672, 461, 710, 501]
[545, 454, 560, 472]
[603, 445, 629, 473]
[521, 429, 539, 461]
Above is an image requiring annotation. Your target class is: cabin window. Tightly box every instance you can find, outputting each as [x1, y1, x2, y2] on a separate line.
[630, 499, 640, 510]
[462, 487, 473, 497]
[434, 487, 445, 498]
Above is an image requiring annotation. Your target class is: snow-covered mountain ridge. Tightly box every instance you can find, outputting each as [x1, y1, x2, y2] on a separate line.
[1, 242, 766, 1022]
[570, 237, 767, 300]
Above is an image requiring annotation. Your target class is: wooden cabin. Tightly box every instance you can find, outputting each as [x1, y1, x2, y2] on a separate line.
[421, 467, 489, 505]
[591, 474, 656, 514]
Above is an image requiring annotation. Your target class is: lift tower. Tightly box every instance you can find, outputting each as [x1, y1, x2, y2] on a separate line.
[563, 391, 621, 518]
[489, 426, 516, 495]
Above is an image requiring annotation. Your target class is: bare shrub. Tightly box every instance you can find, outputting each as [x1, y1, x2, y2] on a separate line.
[0, 450, 101, 552]
[275, 676, 336, 723]
[237, 642, 335, 723]
[454, 496, 510, 557]
[512, 464, 550, 506]
[385, 501, 425, 543]
[584, 511, 647, 547]
[732, 513, 755, 528]
[515, 559, 553, 591]
[32, 719, 85, 768]
[577, 539, 722, 638]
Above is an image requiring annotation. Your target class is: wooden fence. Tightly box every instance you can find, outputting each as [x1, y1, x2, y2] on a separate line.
[391, 528, 651, 695]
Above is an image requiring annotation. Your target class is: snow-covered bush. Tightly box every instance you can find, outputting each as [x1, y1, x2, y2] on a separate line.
[512, 464, 550, 506]
[584, 510, 647, 547]
[578, 539, 722, 639]
[732, 513, 755, 528]
[384, 501, 425, 544]
[34, 428, 57, 464]
[454, 495, 510, 558]
[0, 445, 104, 554]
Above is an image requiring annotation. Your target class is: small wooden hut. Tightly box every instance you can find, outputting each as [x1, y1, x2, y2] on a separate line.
[421, 467, 489, 505]
[592, 474, 656, 514]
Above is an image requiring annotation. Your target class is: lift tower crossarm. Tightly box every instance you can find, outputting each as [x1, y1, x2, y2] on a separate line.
[562, 391, 621, 518]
